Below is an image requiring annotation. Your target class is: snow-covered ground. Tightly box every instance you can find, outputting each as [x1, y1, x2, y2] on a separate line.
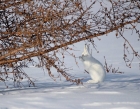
[0, 34, 140, 109]
[0, 72, 140, 109]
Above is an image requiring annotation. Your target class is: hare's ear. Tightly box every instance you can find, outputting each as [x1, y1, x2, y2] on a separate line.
[86, 44, 90, 55]
[82, 44, 87, 55]
[82, 44, 90, 56]
[85, 44, 91, 55]
[84, 44, 87, 52]
[88, 44, 92, 55]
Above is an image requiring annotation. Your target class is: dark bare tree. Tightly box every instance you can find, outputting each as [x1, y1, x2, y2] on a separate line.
[0, 0, 140, 87]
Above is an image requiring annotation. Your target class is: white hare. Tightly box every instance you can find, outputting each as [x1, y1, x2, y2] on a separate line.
[79, 44, 106, 83]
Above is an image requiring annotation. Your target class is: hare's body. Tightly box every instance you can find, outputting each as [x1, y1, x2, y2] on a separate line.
[80, 44, 106, 83]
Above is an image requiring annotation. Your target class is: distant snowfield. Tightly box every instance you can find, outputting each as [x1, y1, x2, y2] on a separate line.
[0, 33, 140, 109]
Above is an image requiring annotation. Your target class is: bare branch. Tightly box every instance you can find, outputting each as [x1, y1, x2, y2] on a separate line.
[0, 0, 139, 87]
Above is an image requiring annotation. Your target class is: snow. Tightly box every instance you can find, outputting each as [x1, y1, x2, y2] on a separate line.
[0, 73, 140, 109]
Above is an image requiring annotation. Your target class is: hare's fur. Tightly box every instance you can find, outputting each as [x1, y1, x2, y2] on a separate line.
[80, 44, 106, 83]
